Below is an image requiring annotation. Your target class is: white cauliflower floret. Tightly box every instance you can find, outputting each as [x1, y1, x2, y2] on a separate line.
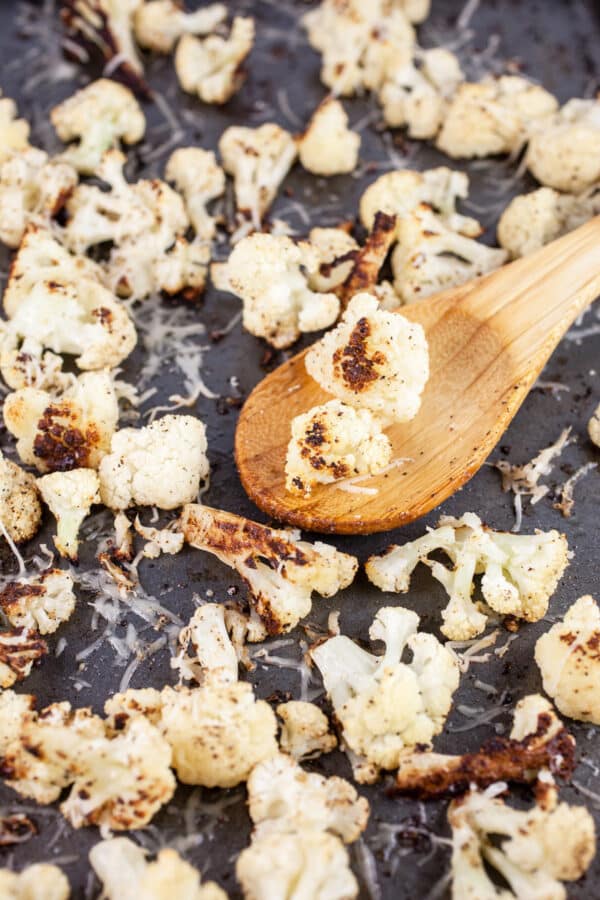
[51, 79, 145, 175]
[299, 98, 360, 176]
[448, 784, 595, 899]
[175, 17, 255, 104]
[0, 629, 47, 688]
[305, 292, 429, 426]
[399, 0, 430, 22]
[37, 469, 100, 561]
[277, 701, 337, 760]
[133, 516, 184, 559]
[0, 568, 75, 634]
[306, 227, 358, 293]
[380, 47, 463, 136]
[366, 512, 570, 640]
[219, 124, 297, 228]
[589, 403, 600, 448]
[99, 415, 209, 510]
[535, 595, 600, 724]
[437, 75, 558, 159]
[0, 148, 77, 248]
[0, 863, 70, 900]
[133, 0, 227, 53]
[0, 451, 42, 544]
[223, 233, 340, 349]
[0, 93, 30, 164]
[3, 370, 119, 473]
[172, 603, 239, 685]
[392, 204, 507, 303]
[182, 503, 358, 635]
[90, 837, 227, 900]
[151, 235, 210, 299]
[312, 606, 460, 781]
[165, 147, 225, 240]
[285, 399, 392, 495]
[497, 186, 600, 258]
[526, 98, 600, 192]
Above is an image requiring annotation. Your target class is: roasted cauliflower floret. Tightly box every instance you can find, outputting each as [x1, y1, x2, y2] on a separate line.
[526, 98, 600, 192]
[497, 186, 600, 258]
[0, 629, 47, 688]
[165, 147, 225, 240]
[133, 516, 184, 559]
[133, 0, 227, 53]
[51, 79, 145, 175]
[90, 837, 227, 900]
[277, 701, 337, 760]
[285, 399, 392, 495]
[392, 204, 507, 303]
[299, 98, 360, 176]
[448, 784, 595, 899]
[3, 370, 119, 473]
[0, 93, 30, 164]
[306, 227, 358, 293]
[437, 75, 558, 159]
[0, 148, 77, 248]
[305, 292, 429, 426]
[0, 863, 70, 900]
[312, 606, 460, 781]
[175, 16, 254, 104]
[0, 452, 42, 544]
[535, 595, 600, 724]
[222, 233, 340, 349]
[219, 123, 297, 228]
[182, 504, 357, 635]
[0, 568, 76, 634]
[366, 512, 569, 640]
[172, 603, 239, 685]
[37, 468, 100, 561]
[98, 414, 209, 510]
[589, 403, 600, 448]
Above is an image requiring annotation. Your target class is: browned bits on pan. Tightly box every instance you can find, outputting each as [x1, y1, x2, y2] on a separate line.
[0, 813, 38, 846]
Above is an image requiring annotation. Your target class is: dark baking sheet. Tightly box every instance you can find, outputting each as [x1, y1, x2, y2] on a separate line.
[1, 0, 600, 896]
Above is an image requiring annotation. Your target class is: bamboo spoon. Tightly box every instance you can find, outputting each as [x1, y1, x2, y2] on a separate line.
[235, 218, 600, 535]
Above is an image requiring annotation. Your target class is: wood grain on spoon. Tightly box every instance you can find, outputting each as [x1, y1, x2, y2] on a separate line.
[235, 217, 600, 534]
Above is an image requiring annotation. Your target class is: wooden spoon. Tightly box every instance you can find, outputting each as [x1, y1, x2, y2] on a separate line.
[235, 218, 600, 535]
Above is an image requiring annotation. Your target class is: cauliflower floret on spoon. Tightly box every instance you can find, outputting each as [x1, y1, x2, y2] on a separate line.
[175, 16, 255, 104]
[311, 606, 460, 782]
[37, 468, 100, 561]
[165, 146, 225, 240]
[133, 0, 227, 53]
[0, 568, 76, 634]
[526, 98, 600, 192]
[298, 98, 361, 176]
[0, 451, 42, 544]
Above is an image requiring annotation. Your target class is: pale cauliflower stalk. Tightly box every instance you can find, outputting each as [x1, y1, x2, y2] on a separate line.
[134, 1, 227, 53]
[0, 863, 70, 900]
[175, 17, 255, 104]
[0, 568, 76, 634]
[299, 98, 360, 176]
[165, 146, 225, 240]
[37, 468, 100, 561]
[99, 415, 209, 510]
[366, 512, 569, 640]
[312, 606, 460, 782]
[277, 701, 337, 760]
[0, 451, 42, 543]
[306, 226, 358, 293]
[305, 292, 429, 426]
[527, 98, 600, 192]
[172, 603, 239, 685]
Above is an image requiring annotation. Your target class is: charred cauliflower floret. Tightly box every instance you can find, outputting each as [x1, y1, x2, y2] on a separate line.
[218, 123, 297, 228]
[172, 603, 239, 685]
[312, 606, 460, 782]
[448, 783, 595, 899]
[0, 92, 30, 164]
[175, 16, 255, 104]
[0, 863, 70, 900]
[498, 186, 600, 258]
[299, 98, 360, 176]
[0, 148, 77, 248]
[526, 98, 600, 193]
[3, 369, 119, 473]
[366, 512, 569, 640]
[437, 75, 558, 159]
[0, 452, 42, 544]
[90, 837, 227, 900]
[37, 469, 100, 561]
[305, 292, 429, 426]
[133, 0, 227, 53]
[0, 629, 47, 689]
[51, 79, 145, 176]
[285, 399, 392, 495]
[306, 227, 359, 293]
[535, 595, 600, 724]
[0, 568, 76, 634]
[182, 504, 357, 635]
[277, 702, 337, 760]
[165, 146, 225, 240]
[98, 414, 209, 510]
[222, 233, 340, 349]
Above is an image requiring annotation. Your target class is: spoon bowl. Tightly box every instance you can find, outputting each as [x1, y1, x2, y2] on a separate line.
[235, 218, 600, 534]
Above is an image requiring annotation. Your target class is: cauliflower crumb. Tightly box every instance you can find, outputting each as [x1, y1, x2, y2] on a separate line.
[277, 701, 337, 760]
[312, 606, 460, 781]
[589, 403, 600, 448]
[306, 226, 358, 293]
[175, 17, 255, 104]
[182, 503, 358, 635]
[134, 0, 227, 53]
[285, 399, 392, 495]
[99, 415, 209, 510]
[526, 98, 600, 193]
[0, 93, 30, 164]
[172, 603, 239, 685]
[0, 568, 76, 634]
[165, 147, 225, 240]
[299, 98, 360, 176]
[37, 468, 100, 561]
[305, 292, 429, 426]
[0, 629, 47, 688]
[222, 233, 340, 349]
[0, 451, 42, 544]
[90, 837, 227, 900]
[0, 863, 70, 900]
